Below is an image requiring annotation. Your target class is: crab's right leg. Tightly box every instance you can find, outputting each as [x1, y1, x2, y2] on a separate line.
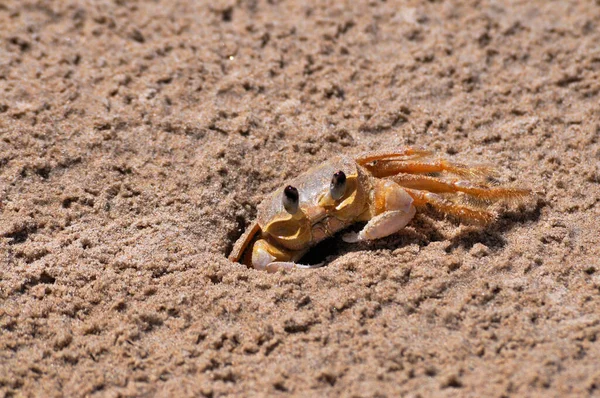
[357, 150, 491, 179]
[355, 147, 432, 164]
[404, 188, 496, 224]
[343, 180, 417, 243]
[392, 174, 530, 202]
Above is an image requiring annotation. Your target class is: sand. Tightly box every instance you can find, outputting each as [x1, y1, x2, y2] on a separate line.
[1, 0, 599, 396]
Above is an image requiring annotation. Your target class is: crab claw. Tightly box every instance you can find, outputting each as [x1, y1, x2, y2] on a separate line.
[265, 262, 325, 273]
[342, 231, 361, 243]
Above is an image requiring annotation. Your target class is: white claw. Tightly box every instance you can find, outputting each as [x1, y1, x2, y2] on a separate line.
[294, 262, 325, 269]
[342, 231, 362, 243]
[266, 262, 325, 273]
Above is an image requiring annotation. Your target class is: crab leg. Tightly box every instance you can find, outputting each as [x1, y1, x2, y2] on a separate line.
[391, 174, 530, 202]
[228, 222, 261, 263]
[404, 188, 496, 224]
[355, 147, 432, 165]
[362, 158, 491, 179]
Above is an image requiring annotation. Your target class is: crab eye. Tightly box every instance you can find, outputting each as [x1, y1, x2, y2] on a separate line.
[330, 170, 347, 201]
[283, 185, 299, 214]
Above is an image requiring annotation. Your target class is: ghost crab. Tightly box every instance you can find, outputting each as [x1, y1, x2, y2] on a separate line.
[229, 147, 529, 272]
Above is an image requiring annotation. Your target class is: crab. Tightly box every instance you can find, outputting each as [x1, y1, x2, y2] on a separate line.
[229, 147, 529, 272]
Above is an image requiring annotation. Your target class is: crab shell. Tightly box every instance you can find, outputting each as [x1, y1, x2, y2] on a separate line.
[229, 155, 373, 266]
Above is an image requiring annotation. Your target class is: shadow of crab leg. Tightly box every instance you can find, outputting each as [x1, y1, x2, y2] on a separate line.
[404, 188, 496, 224]
[392, 174, 530, 203]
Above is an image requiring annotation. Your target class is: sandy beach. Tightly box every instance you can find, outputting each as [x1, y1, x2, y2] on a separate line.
[1, 0, 599, 396]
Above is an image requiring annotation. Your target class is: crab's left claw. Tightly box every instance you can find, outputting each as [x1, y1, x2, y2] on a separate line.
[265, 262, 325, 273]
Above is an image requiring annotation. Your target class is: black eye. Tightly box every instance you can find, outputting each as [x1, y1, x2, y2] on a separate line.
[283, 185, 299, 214]
[330, 170, 346, 201]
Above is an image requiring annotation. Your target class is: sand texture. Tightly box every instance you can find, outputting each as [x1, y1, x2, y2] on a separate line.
[1, 0, 600, 396]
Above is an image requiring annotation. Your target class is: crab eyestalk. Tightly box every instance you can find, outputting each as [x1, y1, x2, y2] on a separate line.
[330, 170, 347, 200]
[283, 185, 300, 214]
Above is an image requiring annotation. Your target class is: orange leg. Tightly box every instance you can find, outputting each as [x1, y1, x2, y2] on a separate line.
[362, 158, 494, 179]
[404, 188, 496, 224]
[391, 174, 530, 203]
[355, 147, 433, 165]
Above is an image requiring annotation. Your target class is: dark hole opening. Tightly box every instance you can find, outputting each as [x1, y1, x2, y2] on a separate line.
[298, 237, 344, 265]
